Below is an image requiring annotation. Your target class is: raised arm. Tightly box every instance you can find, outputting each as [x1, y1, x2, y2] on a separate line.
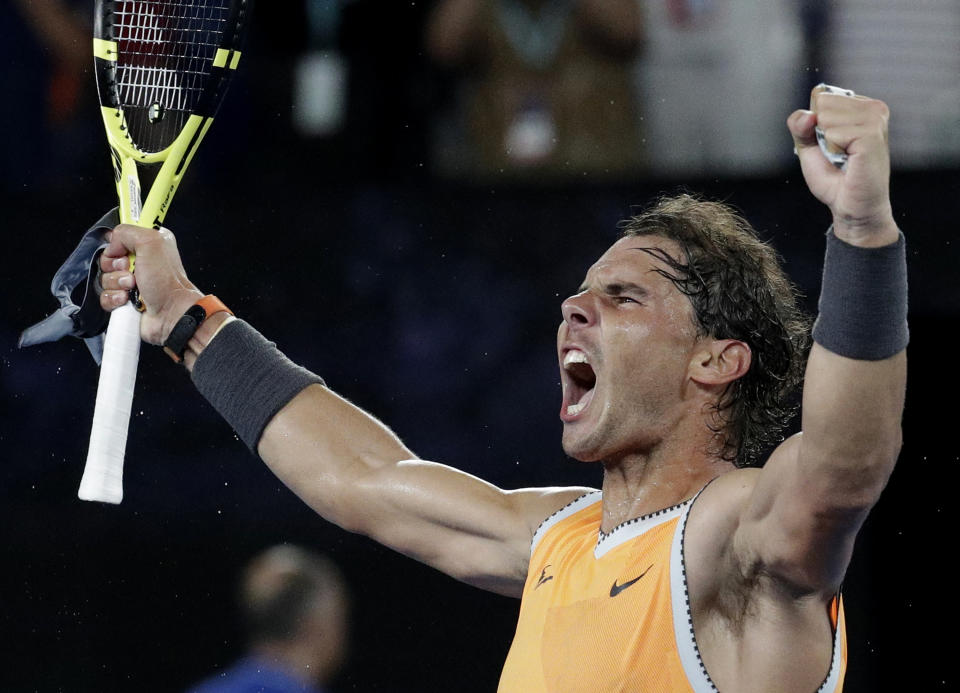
[97, 228, 589, 597]
[736, 86, 907, 596]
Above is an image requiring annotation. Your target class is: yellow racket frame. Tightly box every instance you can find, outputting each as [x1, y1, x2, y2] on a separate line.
[94, 38, 240, 233]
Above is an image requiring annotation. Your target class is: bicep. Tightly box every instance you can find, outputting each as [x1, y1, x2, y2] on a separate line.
[349, 461, 591, 596]
[737, 346, 904, 595]
[258, 384, 590, 596]
[736, 435, 870, 596]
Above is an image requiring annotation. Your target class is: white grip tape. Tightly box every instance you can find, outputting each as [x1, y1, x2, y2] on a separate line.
[78, 302, 142, 503]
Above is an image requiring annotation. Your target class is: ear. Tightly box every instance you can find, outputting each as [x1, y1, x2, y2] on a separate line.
[689, 339, 752, 386]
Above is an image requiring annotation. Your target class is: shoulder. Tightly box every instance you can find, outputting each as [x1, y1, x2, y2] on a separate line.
[510, 485, 600, 540]
[524, 486, 602, 553]
[682, 468, 762, 601]
[687, 467, 762, 540]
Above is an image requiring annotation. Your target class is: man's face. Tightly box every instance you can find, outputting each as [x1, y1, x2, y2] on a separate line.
[557, 235, 703, 462]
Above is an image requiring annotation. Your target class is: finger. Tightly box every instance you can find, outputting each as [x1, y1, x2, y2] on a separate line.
[100, 269, 136, 292]
[814, 100, 890, 162]
[811, 87, 887, 136]
[810, 86, 864, 158]
[814, 124, 862, 159]
[99, 289, 131, 311]
[810, 83, 855, 112]
[103, 223, 158, 261]
[788, 109, 840, 179]
[102, 224, 137, 261]
[100, 251, 129, 273]
[814, 99, 872, 133]
[788, 109, 818, 150]
[815, 97, 889, 134]
[818, 125, 890, 166]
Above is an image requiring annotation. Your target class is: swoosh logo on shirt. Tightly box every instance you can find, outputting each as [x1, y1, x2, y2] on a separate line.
[609, 564, 654, 597]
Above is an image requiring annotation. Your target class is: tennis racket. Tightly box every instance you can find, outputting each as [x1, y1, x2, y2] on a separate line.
[79, 0, 252, 503]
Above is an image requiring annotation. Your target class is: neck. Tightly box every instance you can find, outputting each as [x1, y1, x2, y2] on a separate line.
[599, 447, 731, 533]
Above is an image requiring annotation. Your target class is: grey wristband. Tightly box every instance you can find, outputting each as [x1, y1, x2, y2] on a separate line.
[191, 319, 325, 452]
[812, 227, 909, 360]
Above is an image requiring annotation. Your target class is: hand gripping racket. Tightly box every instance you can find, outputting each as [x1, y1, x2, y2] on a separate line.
[79, 0, 252, 503]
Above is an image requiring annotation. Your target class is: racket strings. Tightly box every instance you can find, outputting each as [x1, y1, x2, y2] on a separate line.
[110, 0, 233, 150]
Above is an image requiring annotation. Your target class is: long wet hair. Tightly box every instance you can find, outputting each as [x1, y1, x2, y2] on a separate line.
[619, 194, 810, 468]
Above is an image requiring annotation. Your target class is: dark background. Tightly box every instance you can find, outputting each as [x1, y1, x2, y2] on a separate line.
[2, 2, 958, 691]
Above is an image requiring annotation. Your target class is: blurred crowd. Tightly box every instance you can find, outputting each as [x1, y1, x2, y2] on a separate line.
[3, 0, 959, 195]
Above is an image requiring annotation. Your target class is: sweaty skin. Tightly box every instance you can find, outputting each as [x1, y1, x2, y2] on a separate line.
[97, 87, 904, 692]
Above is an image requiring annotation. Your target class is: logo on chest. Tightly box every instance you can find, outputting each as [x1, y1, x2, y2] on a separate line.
[609, 563, 654, 597]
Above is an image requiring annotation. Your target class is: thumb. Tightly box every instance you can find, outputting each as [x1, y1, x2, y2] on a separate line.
[104, 223, 144, 260]
[787, 109, 838, 182]
[787, 109, 818, 152]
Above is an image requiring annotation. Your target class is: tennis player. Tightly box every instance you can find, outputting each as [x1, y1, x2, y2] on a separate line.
[98, 88, 906, 691]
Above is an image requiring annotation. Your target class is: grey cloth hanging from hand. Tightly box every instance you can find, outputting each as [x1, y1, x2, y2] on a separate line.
[19, 208, 119, 364]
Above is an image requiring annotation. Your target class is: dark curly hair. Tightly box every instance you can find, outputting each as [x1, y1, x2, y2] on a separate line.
[619, 194, 810, 468]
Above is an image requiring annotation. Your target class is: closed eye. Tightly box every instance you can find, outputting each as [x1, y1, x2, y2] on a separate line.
[603, 282, 648, 305]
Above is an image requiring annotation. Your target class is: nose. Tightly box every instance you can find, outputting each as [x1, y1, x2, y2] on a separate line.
[561, 292, 595, 328]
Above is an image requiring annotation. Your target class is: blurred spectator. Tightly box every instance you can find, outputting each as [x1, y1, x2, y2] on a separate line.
[2, 0, 99, 192]
[634, 0, 804, 177]
[13, 0, 88, 126]
[292, 0, 436, 181]
[187, 545, 350, 693]
[821, 0, 960, 169]
[426, 0, 644, 182]
[293, 1, 348, 139]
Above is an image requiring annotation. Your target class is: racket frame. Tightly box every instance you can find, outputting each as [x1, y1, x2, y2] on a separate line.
[79, 1, 249, 503]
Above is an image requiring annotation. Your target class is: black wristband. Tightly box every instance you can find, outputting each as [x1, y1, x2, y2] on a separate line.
[812, 228, 909, 360]
[191, 320, 325, 452]
[163, 295, 233, 363]
[163, 304, 207, 363]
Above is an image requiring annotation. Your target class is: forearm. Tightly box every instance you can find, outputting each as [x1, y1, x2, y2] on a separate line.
[800, 346, 905, 507]
[185, 318, 415, 529]
[176, 315, 551, 592]
[257, 384, 417, 527]
[800, 228, 908, 508]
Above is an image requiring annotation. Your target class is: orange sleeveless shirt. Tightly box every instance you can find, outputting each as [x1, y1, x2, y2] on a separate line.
[498, 491, 847, 692]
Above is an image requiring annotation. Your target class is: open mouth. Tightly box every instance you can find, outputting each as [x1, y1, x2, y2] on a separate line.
[562, 349, 597, 418]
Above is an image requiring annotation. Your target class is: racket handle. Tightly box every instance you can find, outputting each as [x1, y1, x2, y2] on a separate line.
[79, 302, 142, 503]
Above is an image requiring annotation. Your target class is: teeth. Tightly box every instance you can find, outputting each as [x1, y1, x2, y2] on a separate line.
[567, 402, 586, 415]
[563, 350, 589, 367]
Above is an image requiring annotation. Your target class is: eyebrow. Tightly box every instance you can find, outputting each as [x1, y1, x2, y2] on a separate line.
[576, 280, 650, 297]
